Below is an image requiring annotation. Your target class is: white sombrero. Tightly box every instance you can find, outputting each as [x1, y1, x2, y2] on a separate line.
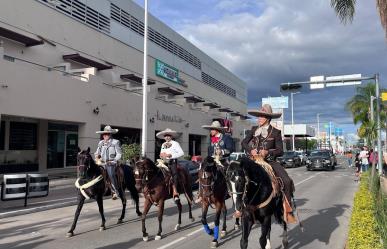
[248, 104, 282, 119]
[201, 121, 227, 131]
[156, 128, 178, 139]
[96, 125, 119, 134]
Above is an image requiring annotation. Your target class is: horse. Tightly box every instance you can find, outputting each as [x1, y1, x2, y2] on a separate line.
[226, 157, 288, 249]
[198, 156, 240, 248]
[66, 148, 142, 237]
[134, 157, 195, 241]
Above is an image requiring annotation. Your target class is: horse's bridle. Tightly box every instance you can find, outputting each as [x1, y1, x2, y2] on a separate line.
[199, 163, 216, 198]
[134, 160, 160, 189]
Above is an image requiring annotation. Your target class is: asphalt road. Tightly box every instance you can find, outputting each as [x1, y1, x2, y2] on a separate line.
[0, 157, 358, 249]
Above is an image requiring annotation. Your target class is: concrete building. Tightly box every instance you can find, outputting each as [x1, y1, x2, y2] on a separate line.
[0, 0, 249, 174]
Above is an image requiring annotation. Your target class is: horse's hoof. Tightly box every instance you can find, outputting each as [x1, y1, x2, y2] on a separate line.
[175, 224, 181, 231]
[210, 241, 218, 248]
[99, 226, 106, 232]
[143, 236, 149, 242]
[155, 235, 162, 240]
[220, 230, 227, 238]
[234, 224, 240, 231]
[137, 211, 143, 217]
[282, 239, 289, 249]
[117, 219, 123, 224]
[190, 217, 195, 222]
[66, 232, 74, 238]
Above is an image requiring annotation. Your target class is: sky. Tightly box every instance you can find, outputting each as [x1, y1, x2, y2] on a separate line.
[133, 0, 387, 137]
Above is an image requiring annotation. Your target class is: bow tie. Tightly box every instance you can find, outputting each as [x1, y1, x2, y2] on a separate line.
[211, 136, 220, 144]
[255, 126, 269, 138]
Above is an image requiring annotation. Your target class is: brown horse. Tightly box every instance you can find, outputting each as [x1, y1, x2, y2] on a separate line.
[66, 148, 142, 237]
[134, 157, 195, 241]
[198, 156, 240, 248]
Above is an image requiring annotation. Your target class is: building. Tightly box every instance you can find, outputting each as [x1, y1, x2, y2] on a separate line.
[283, 124, 316, 151]
[0, 0, 249, 174]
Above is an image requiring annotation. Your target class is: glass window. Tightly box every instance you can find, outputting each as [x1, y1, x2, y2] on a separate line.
[9, 122, 37, 150]
[0, 121, 5, 150]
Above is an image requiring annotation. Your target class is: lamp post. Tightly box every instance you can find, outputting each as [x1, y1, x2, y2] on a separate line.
[291, 92, 300, 151]
[317, 113, 322, 149]
[141, 0, 149, 157]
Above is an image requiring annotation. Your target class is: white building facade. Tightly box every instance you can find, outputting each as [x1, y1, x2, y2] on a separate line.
[0, 0, 249, 174]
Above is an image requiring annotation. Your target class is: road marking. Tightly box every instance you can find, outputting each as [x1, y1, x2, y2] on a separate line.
[294, 172, 323, 186]
[27, 196, 77, 205]
[157, 237, 186, 249]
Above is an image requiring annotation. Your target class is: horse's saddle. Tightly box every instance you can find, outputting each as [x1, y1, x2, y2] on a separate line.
[251, 155, 280, 197]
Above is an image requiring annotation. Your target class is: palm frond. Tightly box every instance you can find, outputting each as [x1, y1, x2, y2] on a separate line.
[331, 0, 356, 24]
[377, 0, 387, 37]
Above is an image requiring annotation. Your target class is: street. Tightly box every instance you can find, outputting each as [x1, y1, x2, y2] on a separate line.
[0, 157, 358, 249]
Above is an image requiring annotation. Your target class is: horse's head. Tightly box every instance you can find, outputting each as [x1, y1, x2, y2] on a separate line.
[198, 156, 217, 197]
[77, 147, 94, 179]
[133, 157, 157, 191]
[226, 159, 248, 212]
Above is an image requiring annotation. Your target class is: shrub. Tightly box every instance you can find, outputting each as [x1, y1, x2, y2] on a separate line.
[347, 173, 383, 249]
[121, 143, 141, 163]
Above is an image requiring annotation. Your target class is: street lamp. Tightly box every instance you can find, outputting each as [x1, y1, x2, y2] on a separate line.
[317, 113, 323, 149]
[141, 0, 149, 157]
[291, 92, 300, 151]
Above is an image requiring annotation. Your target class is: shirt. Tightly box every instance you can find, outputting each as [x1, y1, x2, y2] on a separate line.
[359, 150, 369, 165]
[160, 140, 184, 159]
[94, 139, 122, 162]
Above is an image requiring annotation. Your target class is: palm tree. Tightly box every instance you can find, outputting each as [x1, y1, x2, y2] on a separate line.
[330, 0, 387, 37]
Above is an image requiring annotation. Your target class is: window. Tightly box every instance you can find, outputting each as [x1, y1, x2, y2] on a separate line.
[0, 121, 5, 150]
[9, 122, 37, 150]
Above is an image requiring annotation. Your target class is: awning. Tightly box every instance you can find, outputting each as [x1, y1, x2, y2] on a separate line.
[203, 102, 221, 108]
[120, 74, 155, 85]
[158, 87, 184, 95]
[219, 108, 233, 113]
[63, 53, 113, 70]
[184, 95, 205, 103]
[0, 26, 43, 47]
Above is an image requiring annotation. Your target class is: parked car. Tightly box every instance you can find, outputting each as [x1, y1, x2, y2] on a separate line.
[229, 152, 248, 162]
[296, 151, 308, 165]
[277, 151, 302, 168]
[178, 159, 199, 189]
[306, 150, 335, 171]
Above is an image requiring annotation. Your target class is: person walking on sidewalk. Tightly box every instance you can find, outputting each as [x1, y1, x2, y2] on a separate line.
[359, 146, 369, 172]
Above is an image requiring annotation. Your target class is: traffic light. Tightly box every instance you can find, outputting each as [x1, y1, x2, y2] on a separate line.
[280, 83, 302, 92]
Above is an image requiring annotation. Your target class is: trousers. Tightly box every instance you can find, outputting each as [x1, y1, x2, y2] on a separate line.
[106, 162, 118, 193]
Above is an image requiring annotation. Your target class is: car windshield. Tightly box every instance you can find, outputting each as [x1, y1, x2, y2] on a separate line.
[283, 152, 296, 156]
[310, 151, 330, 157]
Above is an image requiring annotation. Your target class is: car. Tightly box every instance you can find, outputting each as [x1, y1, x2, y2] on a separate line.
[229, 152, 248, 162]
[306, 150, 335, 171]
[296, 151, 308, 165]
[277, 151, 302, 168]
[178, 159, 199, 189]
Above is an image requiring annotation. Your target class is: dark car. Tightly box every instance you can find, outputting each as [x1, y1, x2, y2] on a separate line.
[277, 151, 302, 168]
[178, 159, 199, 189]
[306, 150, 335, 171]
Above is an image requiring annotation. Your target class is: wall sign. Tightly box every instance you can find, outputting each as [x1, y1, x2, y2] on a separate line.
[156, 110, 183, 123]
[155, 59, 180, 84]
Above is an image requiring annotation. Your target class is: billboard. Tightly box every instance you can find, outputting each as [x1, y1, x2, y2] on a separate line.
[262, 96, 289, 109]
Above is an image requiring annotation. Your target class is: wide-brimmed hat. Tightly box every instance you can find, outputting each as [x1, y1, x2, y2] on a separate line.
[156, 128, 178, 139]
[96, 125, 118, 134]
[202, 121, 227, 131]
[248, 104, 282, 119]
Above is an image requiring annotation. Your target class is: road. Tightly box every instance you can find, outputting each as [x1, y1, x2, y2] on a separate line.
[0, 157, 358, 249]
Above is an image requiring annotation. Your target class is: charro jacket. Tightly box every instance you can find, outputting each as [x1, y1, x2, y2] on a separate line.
[94, 139, 122, 162]
[208, 133, 234, 158]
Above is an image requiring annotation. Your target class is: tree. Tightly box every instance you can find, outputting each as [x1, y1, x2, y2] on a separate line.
[330, 0, 387, 37]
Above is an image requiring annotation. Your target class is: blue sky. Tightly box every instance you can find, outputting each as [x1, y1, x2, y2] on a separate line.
[134, 0, 387, 137]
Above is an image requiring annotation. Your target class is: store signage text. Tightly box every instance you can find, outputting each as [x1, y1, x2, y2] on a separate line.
[155, 59, 180, 84]
[156, 110, 183, 123]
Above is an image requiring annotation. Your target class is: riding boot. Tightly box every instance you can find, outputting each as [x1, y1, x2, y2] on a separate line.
[172, 174, 180, 201]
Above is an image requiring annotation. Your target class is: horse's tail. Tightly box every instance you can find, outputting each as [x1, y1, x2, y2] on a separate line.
[179, 167, 194, 203]
[273, 196, 284, 224]
[123, 164, 140, 202]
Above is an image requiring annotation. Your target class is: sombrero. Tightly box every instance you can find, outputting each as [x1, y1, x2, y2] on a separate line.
[156, 128, 178, 139]
[201, 121, 227, 131]
[96, 125, 118, 134]
[248, 104, 282, 119]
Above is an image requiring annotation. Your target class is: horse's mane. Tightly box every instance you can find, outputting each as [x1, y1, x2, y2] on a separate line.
[240, 157, 271, 184]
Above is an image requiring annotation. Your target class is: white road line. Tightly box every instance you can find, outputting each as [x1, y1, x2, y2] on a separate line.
[157, 237, 187, 249]
[294, 172, 323, 186]
[27, 196, 77, 205]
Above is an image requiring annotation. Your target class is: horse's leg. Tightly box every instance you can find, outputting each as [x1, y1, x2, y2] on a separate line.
[240, 211, 254, 249]
[175, 196, 182, 230]
[141, 198, 152, 242]
[117, 185, 127, 224]
[282, 221, 289, 249]
[66, 195, 85, 237]
[185, 186, 194, 222]
[155, 200, 165, 240]
[211, 203, 222, 248]
[220, 203, 227, 238]
[96, 194, 106, 231]
[259, 216, 272, 249]
[201, 202, 213, 235]
[234, 217, 240, 231]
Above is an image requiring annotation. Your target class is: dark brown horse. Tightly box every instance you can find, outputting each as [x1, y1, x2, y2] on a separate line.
[198, 156, 240, 248]
[134, 157, 194, 241]
[66, 148, 142, 237]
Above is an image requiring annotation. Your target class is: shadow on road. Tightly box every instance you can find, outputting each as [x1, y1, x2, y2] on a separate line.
[0, 236, 54, 249]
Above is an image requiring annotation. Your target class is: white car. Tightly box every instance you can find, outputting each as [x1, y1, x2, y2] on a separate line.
[229, 152, 247, 161]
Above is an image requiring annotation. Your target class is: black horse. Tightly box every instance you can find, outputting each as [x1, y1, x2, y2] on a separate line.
[66, 148, 142, 237]
[226, 158, 288, 249]
[199, 156, 240, 248]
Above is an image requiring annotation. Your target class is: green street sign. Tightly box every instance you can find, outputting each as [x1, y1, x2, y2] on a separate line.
[155, 59, 180, 84]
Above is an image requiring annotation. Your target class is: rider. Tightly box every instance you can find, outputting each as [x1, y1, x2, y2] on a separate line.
[156, 128, 184, 202]
[95, 125, 122, 200]
[196, 120, 234, 203]
[241, 104, 296, 223]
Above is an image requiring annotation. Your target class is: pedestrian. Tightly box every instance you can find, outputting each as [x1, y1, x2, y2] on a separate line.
[346, 151, 353, 168]
[354, 152, 361, 181]
[359, 146, 369, 172]
[95, 125, 122, 200]
[156, 128, 184, 202]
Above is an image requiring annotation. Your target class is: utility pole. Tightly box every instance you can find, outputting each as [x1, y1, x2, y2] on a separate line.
[141, 0, 149, 157]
